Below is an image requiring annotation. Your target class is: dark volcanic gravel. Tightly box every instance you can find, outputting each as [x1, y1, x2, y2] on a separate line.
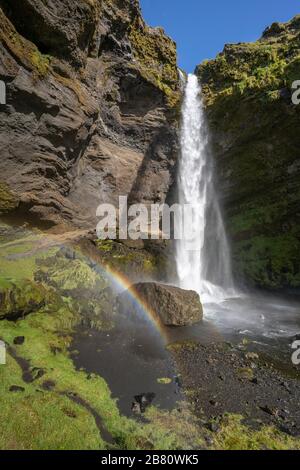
[171, 341, 300, 436]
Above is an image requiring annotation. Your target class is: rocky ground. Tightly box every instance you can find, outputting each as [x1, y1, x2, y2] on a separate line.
[170, 340, 300, 439]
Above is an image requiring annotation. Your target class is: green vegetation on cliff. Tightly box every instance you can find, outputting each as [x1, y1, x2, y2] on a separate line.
[197, 15, 300, 289]
[129, 17, 180, 108]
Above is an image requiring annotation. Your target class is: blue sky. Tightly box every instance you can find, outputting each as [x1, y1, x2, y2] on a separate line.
[140, 0, 300, 72]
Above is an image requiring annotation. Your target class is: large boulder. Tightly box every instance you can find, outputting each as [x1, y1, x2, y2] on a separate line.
[133, 282, 203, 326]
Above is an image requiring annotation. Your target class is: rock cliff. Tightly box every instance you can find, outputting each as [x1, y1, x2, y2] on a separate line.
[197, 16, 300, 290]
[0, 0, 180, 229]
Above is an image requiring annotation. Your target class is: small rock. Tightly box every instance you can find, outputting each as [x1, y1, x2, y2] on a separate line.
[281, 381, 291, 393]
[260, 405, 278, 417]
[251, 377, 259, 385]
[209, 400, 219, 407]
[42, 380, 56, 391]
[131, 402, 142, 414]
[9, 385, 25, 392]
[207, 422, 220, 433]
[31, 367, 46, 381]
[175, 376, 183, 388]
[13, 336, 25, 345]
[62, 407, 77, 419]
[245, 352, 259, 361]
[204, 435, 214, 445]
[50, 346, 62, 355]
[133, 393, 156, 413]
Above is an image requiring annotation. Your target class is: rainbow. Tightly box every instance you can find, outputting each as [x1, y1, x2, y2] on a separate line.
[98, 264, 169, 343]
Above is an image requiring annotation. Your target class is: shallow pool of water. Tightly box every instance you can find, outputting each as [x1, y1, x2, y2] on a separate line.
[72, 290, 300, 416]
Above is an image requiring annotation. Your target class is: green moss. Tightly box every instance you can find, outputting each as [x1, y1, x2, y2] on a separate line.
[198, 19, 300, 106]
[0, 9, 52, 78]
[0, 279, 55, 320]
[96, 240, 158, 278]
[232, 233, 300, 289]
[0, 351, 103, 450]
[0, 226, 207, 450]
[212, 414, 300, 450]
[236, 368, 255, 381]
[157, 377, 172, 385]
[30, 51, 51, 77]
[0, 182, 19, 214]
[129, 20, 180, 108]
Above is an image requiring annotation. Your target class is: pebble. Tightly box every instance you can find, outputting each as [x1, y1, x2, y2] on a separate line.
[13, 336, 25, 345]
[9, 385, 25, 392]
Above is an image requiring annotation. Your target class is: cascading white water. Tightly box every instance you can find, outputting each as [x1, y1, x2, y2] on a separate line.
[176, 74, 235, 304]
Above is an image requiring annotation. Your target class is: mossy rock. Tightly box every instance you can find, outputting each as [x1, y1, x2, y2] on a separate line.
[0, 182, 19, 214]
[0, 279, 53, 320]
[129, 18, 180, 108]
[0, 8, 51, 78]
[196, 15, 300, 290]
[96, 240, 159, 279]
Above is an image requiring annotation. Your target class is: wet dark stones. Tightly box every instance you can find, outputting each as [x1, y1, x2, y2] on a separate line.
[13, 336, 25, 345]
[132, 393, 156, 414]
[9, 385, 25, 392]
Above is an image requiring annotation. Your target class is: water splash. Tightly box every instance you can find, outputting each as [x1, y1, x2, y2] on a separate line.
[176, 74, 235, 304]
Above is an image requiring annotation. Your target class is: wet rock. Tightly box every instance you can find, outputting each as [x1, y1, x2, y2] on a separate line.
[209, 400, 219, 407]
[131, 402, 142, 414]
[132, 393, 156, 413]
[42, 380, 56, 391]
[13, 336, 25, 345]
[132, 283, 203, 326]
[31, 368, 46, 381]
[175, 376, 183, 388]
[9, 385, 25, 392]
[281, 381, 291, 393]
[260, 405, 279, 417]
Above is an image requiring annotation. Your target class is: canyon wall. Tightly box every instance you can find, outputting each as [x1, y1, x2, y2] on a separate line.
[0, 0, 180, 229]
[197, 16, 300, 291]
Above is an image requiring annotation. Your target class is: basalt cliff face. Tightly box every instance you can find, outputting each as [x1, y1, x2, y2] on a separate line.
[197, 16, 300, 291]
[0, 0, 180, 229]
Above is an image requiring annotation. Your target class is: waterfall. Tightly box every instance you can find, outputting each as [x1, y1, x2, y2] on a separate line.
[176, 74, 235, 304]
